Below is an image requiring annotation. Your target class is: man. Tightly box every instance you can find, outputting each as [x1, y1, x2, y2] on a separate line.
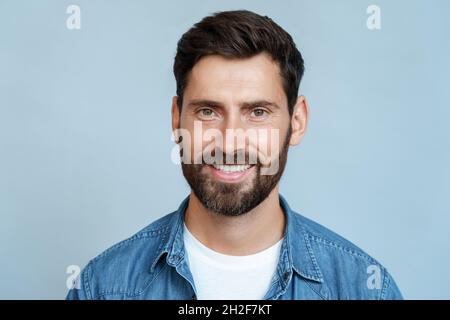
[66, 10, 402, 300]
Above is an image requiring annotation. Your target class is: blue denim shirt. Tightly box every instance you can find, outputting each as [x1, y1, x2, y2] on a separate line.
[66, 194, 403, 300]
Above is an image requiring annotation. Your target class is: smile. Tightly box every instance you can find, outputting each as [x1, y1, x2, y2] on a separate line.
[211, 164, 252, 172]
[208, 164, 255, 183]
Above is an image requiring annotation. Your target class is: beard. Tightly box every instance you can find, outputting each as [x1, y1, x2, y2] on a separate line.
[181, 127, 291, 216]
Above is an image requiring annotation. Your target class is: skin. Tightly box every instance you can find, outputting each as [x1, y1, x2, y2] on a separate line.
[171, 52, 309, 255]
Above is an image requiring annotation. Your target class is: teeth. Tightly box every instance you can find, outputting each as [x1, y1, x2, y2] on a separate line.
[212, 164, 252, 173]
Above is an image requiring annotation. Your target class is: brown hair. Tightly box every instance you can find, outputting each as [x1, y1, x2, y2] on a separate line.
[173, 10, 304, 115]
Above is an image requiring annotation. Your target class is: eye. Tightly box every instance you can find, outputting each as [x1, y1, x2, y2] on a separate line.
[197, 108, 215, 118]
[250, 108, 268, 118]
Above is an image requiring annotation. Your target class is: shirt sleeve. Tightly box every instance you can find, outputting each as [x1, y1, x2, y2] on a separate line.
[380, 270, 403, 300]
[65, 262, 93, 300]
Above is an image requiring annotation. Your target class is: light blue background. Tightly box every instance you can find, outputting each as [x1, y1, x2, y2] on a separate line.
[0, 0, 449, 299]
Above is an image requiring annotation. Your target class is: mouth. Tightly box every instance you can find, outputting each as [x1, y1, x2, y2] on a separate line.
[207, 164, 256, 183]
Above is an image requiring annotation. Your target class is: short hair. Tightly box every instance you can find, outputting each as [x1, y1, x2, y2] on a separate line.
[173, 10, 305, 115]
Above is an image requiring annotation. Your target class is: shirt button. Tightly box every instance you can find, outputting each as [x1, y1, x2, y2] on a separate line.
[283, 272, 290, 282]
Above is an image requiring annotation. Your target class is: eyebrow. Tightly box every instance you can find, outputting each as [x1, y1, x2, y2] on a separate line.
[186, 99, 281, 110]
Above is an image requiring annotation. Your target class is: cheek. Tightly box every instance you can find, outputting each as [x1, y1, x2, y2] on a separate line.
[179, 117, 288, 164]
[178, 115, 205, 162]
[255, 127, 285, 158]
[180, 125, 222, 164]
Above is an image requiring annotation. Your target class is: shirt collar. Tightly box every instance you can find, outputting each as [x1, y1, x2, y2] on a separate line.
[150, 194, 323, 283]
[279, 194, 323, 282]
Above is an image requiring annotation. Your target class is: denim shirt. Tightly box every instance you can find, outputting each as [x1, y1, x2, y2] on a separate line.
[66, 194, 403, 300]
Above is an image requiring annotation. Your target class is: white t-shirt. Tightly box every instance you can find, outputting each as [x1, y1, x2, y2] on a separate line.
[183, 223, 283, 300]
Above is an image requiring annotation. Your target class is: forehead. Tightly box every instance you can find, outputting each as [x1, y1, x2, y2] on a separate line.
[184, 52, 287, 107]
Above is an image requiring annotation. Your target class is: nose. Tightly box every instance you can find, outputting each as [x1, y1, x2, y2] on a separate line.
[220, 109, 247, 162]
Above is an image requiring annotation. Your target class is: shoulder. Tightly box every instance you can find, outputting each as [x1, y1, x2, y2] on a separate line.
[67, 211, 177, 300]
[291, 211, 403, 300]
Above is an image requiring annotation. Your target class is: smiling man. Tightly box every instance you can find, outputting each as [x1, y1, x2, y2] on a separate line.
[66, 10, 402, 300]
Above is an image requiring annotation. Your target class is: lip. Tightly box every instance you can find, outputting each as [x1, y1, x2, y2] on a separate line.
[207, 164, 255, 183]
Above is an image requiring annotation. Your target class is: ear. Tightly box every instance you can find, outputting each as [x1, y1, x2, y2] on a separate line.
[171, 96, 181, 133]
[289, 95, 309, 146]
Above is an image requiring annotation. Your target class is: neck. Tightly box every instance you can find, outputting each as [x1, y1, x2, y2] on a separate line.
[184, 186, 285, 256]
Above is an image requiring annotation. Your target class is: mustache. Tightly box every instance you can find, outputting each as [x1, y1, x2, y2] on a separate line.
[194, 149, 261, 166]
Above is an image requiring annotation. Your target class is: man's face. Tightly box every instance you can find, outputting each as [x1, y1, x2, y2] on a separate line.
[174, 53, 294, 216]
